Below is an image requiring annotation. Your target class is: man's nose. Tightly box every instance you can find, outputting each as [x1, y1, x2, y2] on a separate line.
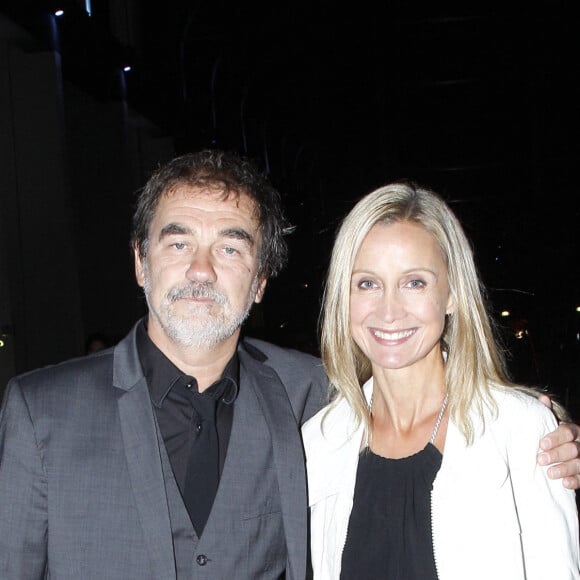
[185, 249, 217, 283]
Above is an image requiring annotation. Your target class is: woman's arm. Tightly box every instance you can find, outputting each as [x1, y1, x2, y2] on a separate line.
[513, 400, 579, 578]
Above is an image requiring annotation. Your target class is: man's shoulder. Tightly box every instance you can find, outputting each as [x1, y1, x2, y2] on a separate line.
[242, 336, 322, 367]
[241, 337, 326, 382]
[6, 324, 139, 396]
[8, 348, 114, 392]
[241, 337, 329, 422]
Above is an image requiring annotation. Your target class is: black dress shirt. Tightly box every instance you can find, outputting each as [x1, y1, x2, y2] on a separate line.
[136, 321, 239, 531]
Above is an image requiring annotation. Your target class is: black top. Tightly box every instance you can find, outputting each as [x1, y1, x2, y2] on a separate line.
[340, 443, 442, 580]
[136, 320, 239, 533]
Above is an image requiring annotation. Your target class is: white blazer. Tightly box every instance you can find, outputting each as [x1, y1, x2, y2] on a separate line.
[303, 379, 580, 580]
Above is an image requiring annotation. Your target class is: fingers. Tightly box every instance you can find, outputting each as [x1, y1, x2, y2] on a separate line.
[537, 393, 552, 410]
[538, 423, 580, 489]
[539, 422, 580, 452]
[562, 475, 580, 490]
[546, 457, 580, 490]
[539, 441, 580, 466]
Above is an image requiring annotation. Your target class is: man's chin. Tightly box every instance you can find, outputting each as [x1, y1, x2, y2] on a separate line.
[168, 324, 237, 349]
[172, 301, 217, 315]
[168, 317, 216, 335]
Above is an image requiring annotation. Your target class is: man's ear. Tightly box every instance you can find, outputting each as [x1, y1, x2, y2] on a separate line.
[134, 245, 145, 288]
[254, 277, 268, 304]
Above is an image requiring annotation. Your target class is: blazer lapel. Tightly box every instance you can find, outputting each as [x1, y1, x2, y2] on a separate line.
[113, 327, 177, 580]
[239, 349, 307, 580]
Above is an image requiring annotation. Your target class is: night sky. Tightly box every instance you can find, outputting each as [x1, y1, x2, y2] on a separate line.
[133, 3, 580, 388]
[4, 2, 579, 403]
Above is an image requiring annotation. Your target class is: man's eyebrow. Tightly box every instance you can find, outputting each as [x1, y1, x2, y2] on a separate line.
[220, 227, 255, 246]
[158, 223, 190, 240]
[158, 223, 255, 246]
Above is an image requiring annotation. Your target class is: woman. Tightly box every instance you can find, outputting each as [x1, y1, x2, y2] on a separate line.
[303, 182, 579, 579]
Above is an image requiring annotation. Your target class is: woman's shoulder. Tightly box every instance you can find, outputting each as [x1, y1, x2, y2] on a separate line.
[482, 384, 559, 437]
[489, 384, 553, 413]
[302, 396, 354, 446]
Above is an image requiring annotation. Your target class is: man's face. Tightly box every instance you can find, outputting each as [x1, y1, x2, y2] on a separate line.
[134, 185, 266, 350]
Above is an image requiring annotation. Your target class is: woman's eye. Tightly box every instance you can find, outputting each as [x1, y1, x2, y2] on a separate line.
[408, 279, 425, 288]
[358, 279, 376, 289]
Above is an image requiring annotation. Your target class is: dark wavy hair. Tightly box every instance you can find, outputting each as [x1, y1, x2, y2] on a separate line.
[131, 149, 290, 279]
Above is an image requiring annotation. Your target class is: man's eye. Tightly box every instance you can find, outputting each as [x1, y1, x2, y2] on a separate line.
[224, 246, 238, 255]
[172, 242, 186, 250]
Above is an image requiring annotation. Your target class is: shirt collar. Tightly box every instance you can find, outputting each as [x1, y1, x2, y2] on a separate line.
[136, 319, 240, 407]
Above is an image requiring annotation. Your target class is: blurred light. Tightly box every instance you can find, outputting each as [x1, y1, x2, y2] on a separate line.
[576, 305, 580, 312]
[501, 310, 510, 317]
[302, 282, 309, 289]
[54, 9, 64, 17]
[0, 339, 4, 347]
[85, 0, 92, 16]
[514, 330, 525, 339]
[123, 65, 132, 72]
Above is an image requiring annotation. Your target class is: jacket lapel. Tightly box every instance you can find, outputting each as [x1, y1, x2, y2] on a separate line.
[239, 348, 308, 580]
[113, 326, 177, 580]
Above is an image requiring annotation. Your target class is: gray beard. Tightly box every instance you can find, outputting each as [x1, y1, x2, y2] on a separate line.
[142, 269, 258, 350]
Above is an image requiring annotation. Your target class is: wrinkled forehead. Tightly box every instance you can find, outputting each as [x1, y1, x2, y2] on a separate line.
[160, 182, 260, 219]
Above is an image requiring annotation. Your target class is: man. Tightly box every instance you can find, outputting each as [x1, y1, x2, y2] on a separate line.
[0, 150, 578, 579]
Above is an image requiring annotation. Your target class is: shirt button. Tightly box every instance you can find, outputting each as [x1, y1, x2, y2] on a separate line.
[196, 423, 202, 433]
[196, 554, 208, 566]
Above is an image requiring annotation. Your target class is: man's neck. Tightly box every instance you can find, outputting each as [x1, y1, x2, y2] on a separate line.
[146, 320, 240, 392]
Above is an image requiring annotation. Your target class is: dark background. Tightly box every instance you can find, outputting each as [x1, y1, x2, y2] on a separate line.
[1, 2, 578, 414]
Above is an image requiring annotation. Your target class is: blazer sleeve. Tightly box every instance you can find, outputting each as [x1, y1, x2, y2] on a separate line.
[0, 379, 48, 578]
[507, 399, 580, 579]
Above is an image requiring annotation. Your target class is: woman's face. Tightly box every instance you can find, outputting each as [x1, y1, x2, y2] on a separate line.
[349, 221, 454, 373]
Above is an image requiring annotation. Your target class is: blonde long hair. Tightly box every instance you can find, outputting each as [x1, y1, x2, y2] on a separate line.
[320, 182, 565, 443]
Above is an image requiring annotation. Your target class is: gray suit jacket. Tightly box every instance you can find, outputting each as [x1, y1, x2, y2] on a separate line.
[0, 322, 328, 579]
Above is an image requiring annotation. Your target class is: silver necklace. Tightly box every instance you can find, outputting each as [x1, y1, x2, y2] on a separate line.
[369, 391, 449, 444]
[429, 392, 449, 444]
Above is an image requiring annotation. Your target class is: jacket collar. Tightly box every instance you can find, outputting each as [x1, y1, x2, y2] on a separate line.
[112, 320, 177, 578]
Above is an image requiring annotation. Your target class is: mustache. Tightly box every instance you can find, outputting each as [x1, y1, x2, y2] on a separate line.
[167, 283, 227, 306]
